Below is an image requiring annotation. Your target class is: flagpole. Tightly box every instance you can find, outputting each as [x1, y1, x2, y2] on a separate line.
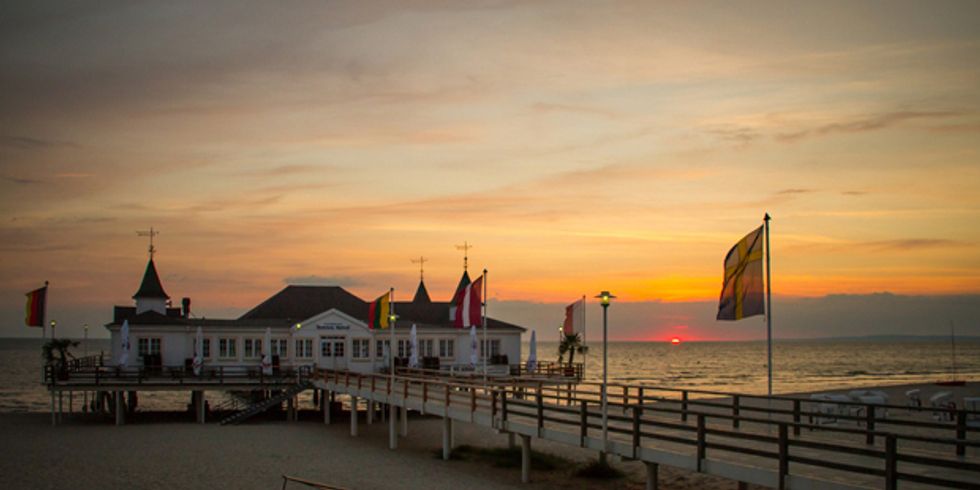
[42, 281, 49, 342]
[764, 213, 773, 397]
[482, 268, 488, 387]
[389, 287, 396, 450]
[581, 294, 586, 378]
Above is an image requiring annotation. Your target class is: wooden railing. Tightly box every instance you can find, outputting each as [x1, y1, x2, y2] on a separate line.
[317, 368, 980, 489]
[393, 361, 583, 381]
[45, 364, 313, 387]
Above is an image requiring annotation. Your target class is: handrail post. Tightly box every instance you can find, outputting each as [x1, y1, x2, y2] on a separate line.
[778, 423, 788, 490]
[491, 390, 498, 421]
[682, 391, 689, 422]
[866, 405, 875, 445]
[470, 388, 476, 413]
[423, 382, 428, 405]
[501, 388, 508, 423]
[696, 414, 705, 471]
[632, 405, 641, 458]
[536, 390, 544, 430]
[793, 399, 801, 436]
[956, 410, 967, 456]
[885, 434, 897, 490]
[580, 401, 588, 447]
[445, 383, 451, 407]
[733, 395, 740, 429]
[637, 387, 644, 416]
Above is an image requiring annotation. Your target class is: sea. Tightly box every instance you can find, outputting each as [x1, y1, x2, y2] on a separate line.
[2, 338, 976, 412]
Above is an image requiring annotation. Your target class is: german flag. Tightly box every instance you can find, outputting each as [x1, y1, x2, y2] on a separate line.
[367, 292, 390, 330]
[25, 284, 47, 327]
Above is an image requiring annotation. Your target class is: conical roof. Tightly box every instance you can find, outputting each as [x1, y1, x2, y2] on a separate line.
[452, 270, 471, 300]
[132, 259, 169, 299]
[413, 280, 431, 303]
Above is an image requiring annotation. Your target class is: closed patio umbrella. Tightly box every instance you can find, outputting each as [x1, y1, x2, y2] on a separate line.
[409, 324, 419, 369]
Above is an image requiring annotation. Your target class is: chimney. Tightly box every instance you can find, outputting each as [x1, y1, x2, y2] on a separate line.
[182, 297, 191, 318]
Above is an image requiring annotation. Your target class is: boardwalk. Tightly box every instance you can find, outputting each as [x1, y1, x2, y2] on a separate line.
[316, 369, 980, 489]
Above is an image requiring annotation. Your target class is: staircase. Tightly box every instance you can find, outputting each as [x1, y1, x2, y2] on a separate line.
[219, 381, 312, 425]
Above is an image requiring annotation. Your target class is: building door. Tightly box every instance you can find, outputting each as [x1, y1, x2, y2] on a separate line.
[319, 336, 346, 370]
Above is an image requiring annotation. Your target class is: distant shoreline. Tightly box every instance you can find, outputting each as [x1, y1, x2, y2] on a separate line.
[3, 335, 977, 343]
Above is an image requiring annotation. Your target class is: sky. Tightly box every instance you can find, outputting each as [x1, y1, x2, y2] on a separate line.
[2, 1, 979, 341]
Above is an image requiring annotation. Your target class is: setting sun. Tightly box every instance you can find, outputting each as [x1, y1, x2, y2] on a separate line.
[671, 337, 681, 345]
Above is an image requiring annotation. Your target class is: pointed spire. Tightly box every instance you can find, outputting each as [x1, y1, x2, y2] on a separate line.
[413, 279, 431, 303]
[132, 259, 169, 300]
[453, 270, 471, 300]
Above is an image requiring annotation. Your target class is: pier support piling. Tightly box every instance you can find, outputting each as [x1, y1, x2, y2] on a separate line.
[193, 391, 205, 424]
[323, 391, 330, 425]
[287, 395, 295, 422]
[521, 434, 531, 483]
[388, 402, 397, 450]
[400, 405, 408, 437]
[367, 400, 374, 424]
[508, 432, 516, 449]
[442, 416, 452, 460]
[350, 396, 358, 437]
[114, 391, 125, 426]
[50, 391, 56, 426]
[645, 462, 659, 490]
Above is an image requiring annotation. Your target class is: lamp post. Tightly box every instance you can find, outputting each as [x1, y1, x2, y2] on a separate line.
[388, 308, 398, 450]
[83, 323, 89, 412]
[50, 320, 57, 340]
[595, 291, 615, 465]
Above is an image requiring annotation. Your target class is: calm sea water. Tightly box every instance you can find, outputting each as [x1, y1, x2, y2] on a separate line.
[2, 338, 976, 412]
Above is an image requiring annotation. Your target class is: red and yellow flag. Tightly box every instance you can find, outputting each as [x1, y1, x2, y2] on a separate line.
[25, 285, 47, 327]
[367, 292, 390, 329]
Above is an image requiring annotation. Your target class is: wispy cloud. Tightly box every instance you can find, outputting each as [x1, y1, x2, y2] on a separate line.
[776, 111, 963, 142]
[1, 135, 77, 150]
[2, 176, 41, 185]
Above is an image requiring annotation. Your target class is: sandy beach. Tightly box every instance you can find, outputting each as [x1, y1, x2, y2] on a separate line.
[0, 409, 736, 490]
[3, 380, 975, 489]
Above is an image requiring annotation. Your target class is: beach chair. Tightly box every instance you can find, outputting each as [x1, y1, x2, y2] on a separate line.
[809, 394, 840, 426]
[905, 389, 922, 412]
[930, 391, 955, 421]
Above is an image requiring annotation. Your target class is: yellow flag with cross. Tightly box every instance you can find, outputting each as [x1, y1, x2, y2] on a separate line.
[717, 225, 765, 320]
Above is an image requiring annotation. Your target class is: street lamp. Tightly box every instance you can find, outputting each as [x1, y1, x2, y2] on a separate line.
[594, 290, 616, 465]
[388, 311, 398, 450]
[50, 320, 57, 339]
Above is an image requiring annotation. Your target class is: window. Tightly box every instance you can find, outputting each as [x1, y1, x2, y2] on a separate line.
[270, 339, 287, 358]
[479, 339, 501, 358]
[201, 338, 211, 358]
[295, 338, 313, 359]
[419, 339, 434, 358]
[138, 338, 161, 357]
[376, 340, 389, 359]
[439, 339, 454, 358]
[333, 340, 344, 358]
[397, 339, 410, 358]
[321, 339, 332, 357]
[219, 338, 237, 359]
[243, 338, 262, 359]
[352, 339, 369, 359]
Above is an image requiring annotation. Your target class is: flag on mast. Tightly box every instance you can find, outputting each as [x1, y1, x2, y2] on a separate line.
[717, 225, 765, 321]
[454, 274, 483, 328]
[562, 298, 585, 335]
[25, 285, 47, 327]
[368, 292, 391, 329]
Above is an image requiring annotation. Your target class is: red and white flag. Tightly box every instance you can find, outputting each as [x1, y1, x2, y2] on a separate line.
[562, 298, 585, 336]
[454, 274, 483, 328]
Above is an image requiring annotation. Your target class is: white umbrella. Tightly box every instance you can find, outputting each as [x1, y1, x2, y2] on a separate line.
[382, 341, 390, 371]
[118, 319, 130, 367]
[527, 330, 537, 373]
[192, 326, 203, 376]
[409, 324, 419, 369]
[469, 325, 478, 367]
[261, 327, 273, 375]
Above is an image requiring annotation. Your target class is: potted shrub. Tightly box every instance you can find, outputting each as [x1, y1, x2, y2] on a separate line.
[42, 338, 79, 381]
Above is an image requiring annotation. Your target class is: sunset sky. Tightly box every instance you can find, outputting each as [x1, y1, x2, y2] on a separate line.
[2, 1, 979, 340]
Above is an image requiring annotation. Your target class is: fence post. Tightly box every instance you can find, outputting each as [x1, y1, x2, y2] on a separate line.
[696, 414, 705, 471]
[793, 399, 801, 436]
[637, 387, 644, 417]
[580, 401, 588, 447]
[957, 410, 967, 456]
[866, 405, 875, 445]
[885, 434, 897, 490]
[491, 390, 498, 421]
[682, 391, 689, 422]
[778, 423, 788, 490]
[733, 395, 740, 429]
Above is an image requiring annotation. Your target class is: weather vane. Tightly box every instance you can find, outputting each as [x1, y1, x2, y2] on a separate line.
[136, 227, 159, 259]
[455, 241, 473, 271]
[411, 256, 428, 281]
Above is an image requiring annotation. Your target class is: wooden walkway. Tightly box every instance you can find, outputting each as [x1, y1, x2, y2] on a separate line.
[315, 369, 980, 489]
